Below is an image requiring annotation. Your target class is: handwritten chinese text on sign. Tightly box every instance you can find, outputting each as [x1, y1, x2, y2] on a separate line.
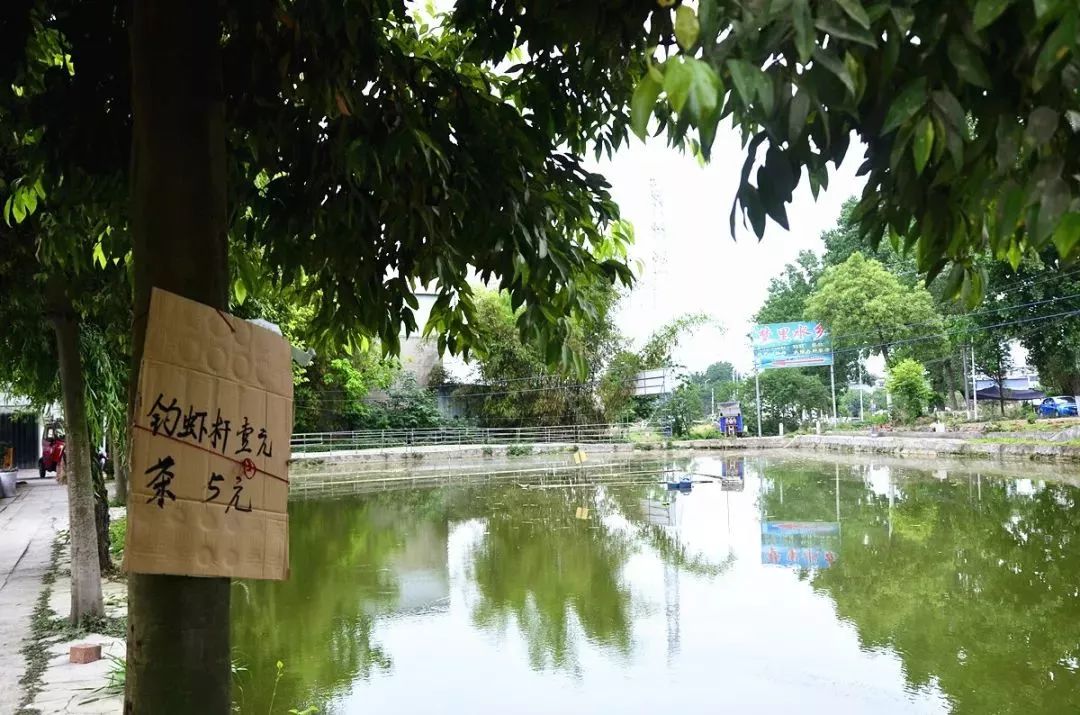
[124, 288, 291, 580]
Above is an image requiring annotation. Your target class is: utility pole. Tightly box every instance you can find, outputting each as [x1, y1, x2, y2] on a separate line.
[830, 358, 837, 423]
[971, 344, 978, 420]
[858, 361, 864, 421]
[961, 351, 970, 419]
[755, 371, 763, 437]
[711, 387, 715, 418]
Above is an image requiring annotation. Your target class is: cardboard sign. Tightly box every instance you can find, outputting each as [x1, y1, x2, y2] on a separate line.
[124, 288, 291, 580]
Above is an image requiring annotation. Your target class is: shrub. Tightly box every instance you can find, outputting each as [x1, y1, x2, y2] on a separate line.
[108, 516, 126, 558]
[507, 444, 533, 457]
[688, 423, 721, 440]
[885, 359, 934, 423]
[868, 412, 889, 427]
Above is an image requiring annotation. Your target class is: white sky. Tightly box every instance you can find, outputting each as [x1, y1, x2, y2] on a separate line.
[593, 126, 867, 376]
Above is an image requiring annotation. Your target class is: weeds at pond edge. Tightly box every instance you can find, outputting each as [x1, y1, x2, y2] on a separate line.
[16, 532, 126, 714]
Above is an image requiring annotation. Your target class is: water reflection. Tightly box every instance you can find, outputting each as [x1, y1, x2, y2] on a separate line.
[233, 455, 1080, 713]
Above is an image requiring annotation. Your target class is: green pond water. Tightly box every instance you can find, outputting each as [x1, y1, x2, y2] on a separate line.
[231, 454, 1080, 714]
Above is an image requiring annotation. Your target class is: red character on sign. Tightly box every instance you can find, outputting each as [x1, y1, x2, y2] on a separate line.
[793, 324, 809, 339]
[814, 323, 826, 339]
[758, 327, 772, 343]
[777, 327, 790, 341]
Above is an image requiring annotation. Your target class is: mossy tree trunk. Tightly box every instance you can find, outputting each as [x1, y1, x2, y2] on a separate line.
[125, 0, 231, 711]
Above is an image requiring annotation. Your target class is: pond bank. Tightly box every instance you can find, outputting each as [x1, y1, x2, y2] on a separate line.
[289, 432, 1080, 490]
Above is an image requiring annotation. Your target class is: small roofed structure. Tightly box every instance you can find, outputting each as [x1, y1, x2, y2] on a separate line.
[715, 401, 744, 437]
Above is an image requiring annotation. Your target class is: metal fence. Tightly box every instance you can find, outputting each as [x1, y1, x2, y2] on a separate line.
[290, 422, 670, 453]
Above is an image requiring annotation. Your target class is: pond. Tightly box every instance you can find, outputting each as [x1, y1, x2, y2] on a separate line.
[231, 453, 1080, 714]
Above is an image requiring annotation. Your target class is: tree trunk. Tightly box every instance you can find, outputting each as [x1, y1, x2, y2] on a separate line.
[126, 1, 231, 711]
[48, 280, 104, 623]
[943, 359, 959, 410]
[878, 329, 891, 367]
[108, 428, 128, 504]
[91, 453, 112, 573]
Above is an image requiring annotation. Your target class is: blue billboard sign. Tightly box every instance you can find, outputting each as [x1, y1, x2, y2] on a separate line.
[760, 521, 840, 569]
[751, 321, 832, 369]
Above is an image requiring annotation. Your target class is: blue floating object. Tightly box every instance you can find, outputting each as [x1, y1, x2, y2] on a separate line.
[666, 475, 694, 491]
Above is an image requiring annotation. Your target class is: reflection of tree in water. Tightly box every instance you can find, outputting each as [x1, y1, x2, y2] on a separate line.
[606, 486, 736, 578]
[762, 463, 1080, 713]
[469, 479, 735, 673]
[231, 490, 447, 713]
[469, 486, 636, 673]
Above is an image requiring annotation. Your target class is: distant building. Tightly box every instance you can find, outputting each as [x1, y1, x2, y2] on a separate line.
[398, 286, 474, 388]
[0, 394, 59, 469]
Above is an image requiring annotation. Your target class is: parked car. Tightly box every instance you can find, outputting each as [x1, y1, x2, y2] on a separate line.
[38, 422, 65, 479]
[1038, 396, 1078, 418]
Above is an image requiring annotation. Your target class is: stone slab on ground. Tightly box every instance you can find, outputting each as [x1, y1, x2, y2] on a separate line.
[25, 635, 124, 714]
[0, 475, 67, 714]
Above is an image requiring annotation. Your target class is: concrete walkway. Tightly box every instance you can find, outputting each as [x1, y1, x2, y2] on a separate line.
[0, 473, 68, 713]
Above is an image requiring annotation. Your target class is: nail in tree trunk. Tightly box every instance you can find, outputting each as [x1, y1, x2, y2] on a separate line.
[48, 279, 104, 623]
[126, 1, 231, 711]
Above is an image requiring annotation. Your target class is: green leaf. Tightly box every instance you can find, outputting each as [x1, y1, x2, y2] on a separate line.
[727, 59, 758, 107]
[2, 195, 11, 225]
[698, 0, 720, 45]
[630, 74, 663, 140]
[1006, 237, 1023, 270]
[233, 277, 248, 305]
[789, 89, 811, 141]
[11, 194, 26, 223]
[1036, 178, 1069, 242]
[1025, 106, 1059, 146]
[93, 242, 106, 269]
[973, 0, 1013, 30]
[835, 0, 871, 29]
[941, 262, 965, 299]
[814, 16, 877, 47]
[890, 7, 915, 34]
[1052, 213, 1080, 258]
[843, 52, 864, 101]
[912, 116, 934, 174]
[792, 0, 815, 64]
[684, 58, 723, 121]
[663, 59, 693, 113]
[674, 6, 700, 51]
[946, 36, 992, 88]
[932, 89, 967, 136]
[1034, 11, 1076, 91]
[22, 187, 37, 216]
[994, 183, 1026, 255]
[812, 48, 856, 97]
[742, 187, 767, 238]
[881, 79, 926, 133]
